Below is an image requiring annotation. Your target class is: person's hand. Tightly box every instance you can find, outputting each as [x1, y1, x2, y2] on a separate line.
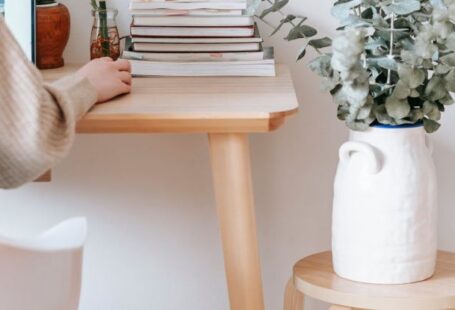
[77, 57, 132, 103]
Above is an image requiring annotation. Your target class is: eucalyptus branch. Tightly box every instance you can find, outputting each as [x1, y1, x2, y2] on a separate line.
[257, 0, 329, 60]
[257, 0, 454, 133]
[255, 15, 276, 29]
[265, 0, 298, 28]
[387, 11, 396, 85]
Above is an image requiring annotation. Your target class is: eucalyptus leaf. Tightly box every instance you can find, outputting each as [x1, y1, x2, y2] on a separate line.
[446, 33, 455, 51]
[425, 76, 447, 101]
[393, 81, 411, 99]
[385, 96, 411, 119]
[423, 118, 441, 133]
[410, 88, 422, 97]
[444, 69, 455, 92]
[423, 101, 442, 120]
[398, 64, 426, 88]
[435, 64, 451, 75]
[382, 0, 421, 15]
[440, 53, 455, 66]
[297, 43, 308, 60]
[439, 95, 455, 105]
[408, 108, 424, 122]
[331, 0, 362, 20]
[401, 50, 422, 66]
[308, 55, 333, 77]
[367, 56, 398, 71]
[259, 0, 290, 19]
[270, 15, 297, 36]
[246, 0, 262, 15]
[374, 104, 395, 124]
[285, 25, 318, 40]
[308, 37, 332, 49]
[257, 0, 452, 133]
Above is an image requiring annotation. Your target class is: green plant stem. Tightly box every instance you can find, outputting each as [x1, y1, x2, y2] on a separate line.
[99, 1, 110, 57]
[255, 15, 276, 28]
[262, 0, 312, 43]
[265, 0, 298, 28]
[387, 12, 395, 85]
[91, 0, 98, 10]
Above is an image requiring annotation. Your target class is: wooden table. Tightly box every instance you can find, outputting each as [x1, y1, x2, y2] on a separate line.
[43, 65, 299, 310]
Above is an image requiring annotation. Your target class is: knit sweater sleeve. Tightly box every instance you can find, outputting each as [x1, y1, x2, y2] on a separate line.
[0, 16, 97, 189]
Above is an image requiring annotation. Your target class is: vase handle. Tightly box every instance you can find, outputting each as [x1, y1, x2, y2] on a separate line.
[339, 141, 382, 174]
[425, 135, 434, 155]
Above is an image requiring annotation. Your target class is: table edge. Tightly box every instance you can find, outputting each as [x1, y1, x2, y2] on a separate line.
[76, 107, 299, 134]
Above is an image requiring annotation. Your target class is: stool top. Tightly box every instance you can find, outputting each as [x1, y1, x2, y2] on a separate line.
[293, 251, 455, 310]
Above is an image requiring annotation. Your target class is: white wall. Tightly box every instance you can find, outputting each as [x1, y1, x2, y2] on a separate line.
[1, 1, 455, 309]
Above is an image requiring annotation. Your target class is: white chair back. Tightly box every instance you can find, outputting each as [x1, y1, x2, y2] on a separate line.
[0, 218, 87, 310]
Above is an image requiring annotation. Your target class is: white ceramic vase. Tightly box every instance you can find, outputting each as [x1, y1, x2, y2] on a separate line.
[332, 125, 438, 284]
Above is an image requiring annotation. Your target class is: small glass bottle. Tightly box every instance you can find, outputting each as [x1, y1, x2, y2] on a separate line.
[90, 8, 120, 60]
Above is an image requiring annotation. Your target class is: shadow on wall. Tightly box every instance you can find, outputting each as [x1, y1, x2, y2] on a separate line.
[254, 3, 348, 309]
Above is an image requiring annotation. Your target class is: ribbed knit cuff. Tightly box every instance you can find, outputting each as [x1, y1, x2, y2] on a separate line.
[45, 74, 98, 121]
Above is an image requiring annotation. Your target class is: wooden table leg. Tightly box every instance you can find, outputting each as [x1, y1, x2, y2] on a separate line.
[208, 133, 265, 310]
[284, 279, 304, 310]
[34, 170, 52, 182]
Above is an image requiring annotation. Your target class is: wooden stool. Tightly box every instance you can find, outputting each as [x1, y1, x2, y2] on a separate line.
[284, 251, 455, 310]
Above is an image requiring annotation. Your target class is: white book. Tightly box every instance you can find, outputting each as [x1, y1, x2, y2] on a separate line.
[130, 60, 275, 77]
[132, 42, 261, 52]
[131, 0, 246, 2]
[128, 48, 275, 77]
[131, 36, 263, 43]
[130, 9, 243, 16]
[129, 0, 247, 10]
[131, 26, 255, 37]
[133, 15, 254, 27]
[123, 50, 266, 62]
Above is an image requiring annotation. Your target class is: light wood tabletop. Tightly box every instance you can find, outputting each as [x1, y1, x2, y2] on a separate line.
[42, 65, 299, 310]
[285, 251, 455, 310]
[42, 65, 298, 133]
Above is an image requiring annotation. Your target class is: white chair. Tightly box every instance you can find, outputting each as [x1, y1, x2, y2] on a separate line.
[0, 218, 87, 310]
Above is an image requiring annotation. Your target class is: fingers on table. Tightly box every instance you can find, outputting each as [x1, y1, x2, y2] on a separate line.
[115, 59, 132, 72]
[117, 71, 132, 85]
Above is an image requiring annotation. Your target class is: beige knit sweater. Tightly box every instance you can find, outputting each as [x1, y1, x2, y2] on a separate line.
[0, 17, 98, 189]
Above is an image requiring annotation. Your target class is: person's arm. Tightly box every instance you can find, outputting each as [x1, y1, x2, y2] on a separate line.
[0, 17, 131, 189]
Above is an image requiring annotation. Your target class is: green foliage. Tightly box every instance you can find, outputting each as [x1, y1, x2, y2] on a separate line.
[91, 0, 110, 57]
[90, 0, 98, 10]
[257, 0, 455, 133]
[37, 0, 56, 5]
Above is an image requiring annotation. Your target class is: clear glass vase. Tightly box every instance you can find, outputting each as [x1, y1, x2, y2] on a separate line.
[90, 8, 120, 60]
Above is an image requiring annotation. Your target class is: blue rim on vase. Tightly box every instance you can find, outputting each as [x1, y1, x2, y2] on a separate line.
[371, 121, 424, 129]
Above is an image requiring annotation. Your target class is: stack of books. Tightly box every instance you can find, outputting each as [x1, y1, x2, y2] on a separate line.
[122, 0, 275, 77]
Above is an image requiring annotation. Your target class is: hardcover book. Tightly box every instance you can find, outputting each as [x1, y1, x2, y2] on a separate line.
[125, 46, 275, 77]
[130, 8, 243, 16]
[131, 25, 255, 37]
[131, 36, 263, 44]
[126, 0, 275, 77]
[132, 15, 254, 27]
[132, 42, 260, 52]
[123, 37, 265, 62]
[129, 0, 247, 10]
